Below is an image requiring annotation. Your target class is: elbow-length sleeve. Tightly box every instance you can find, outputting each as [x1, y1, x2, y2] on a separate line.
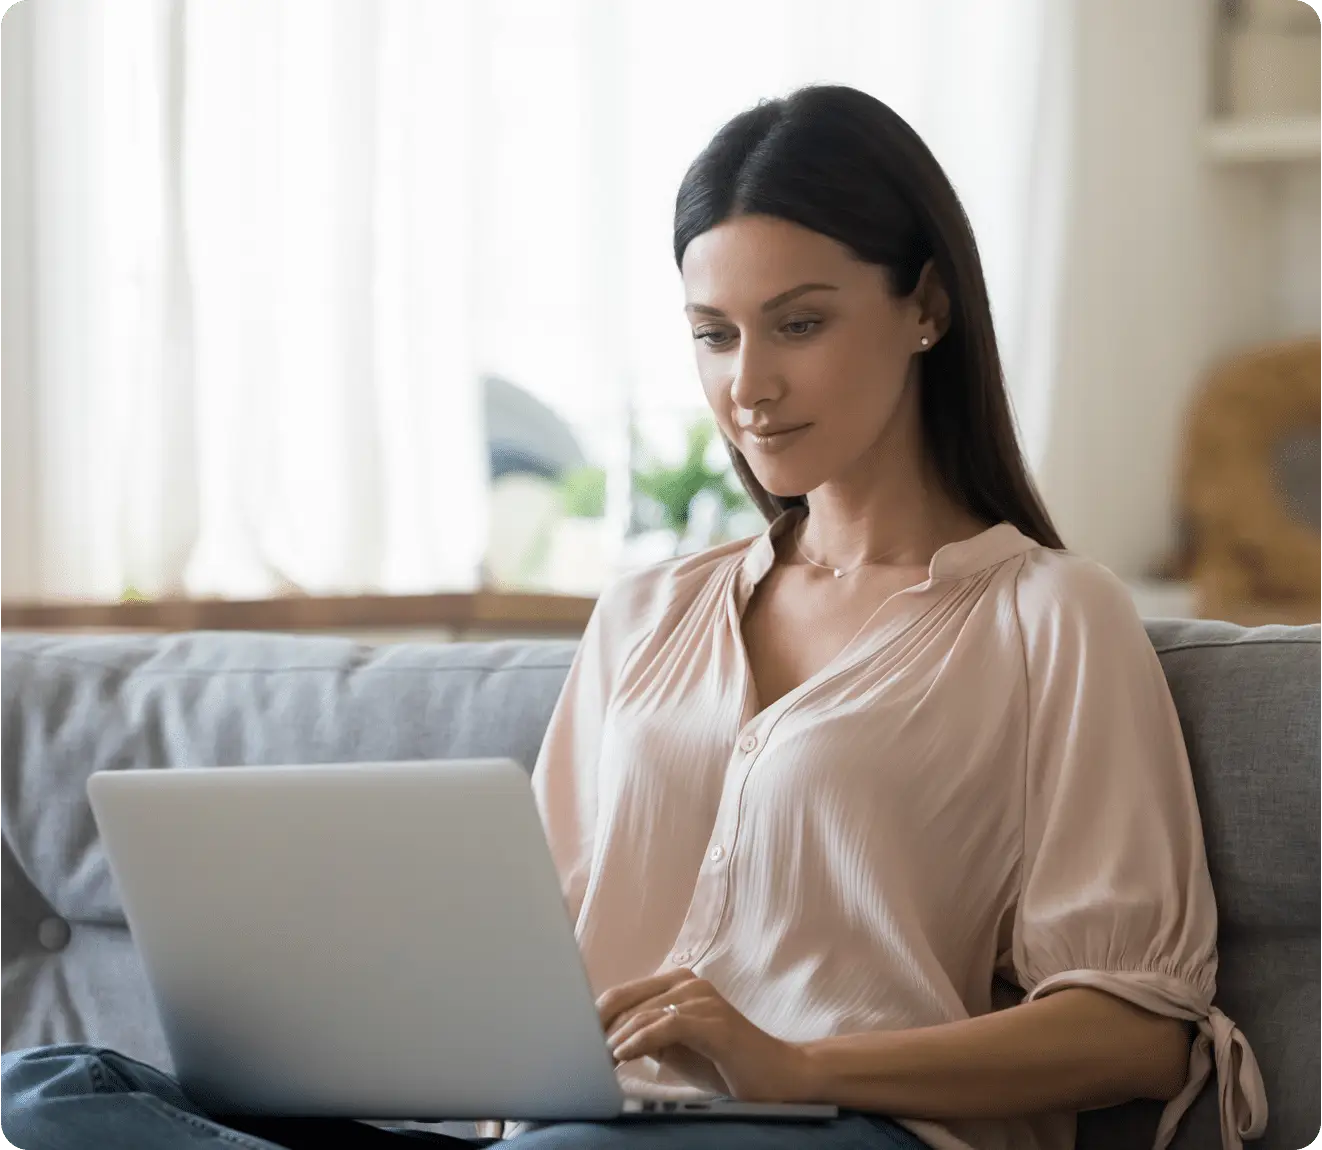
[529, 577, 639, 928]
[1011, 557, 1267, 1150]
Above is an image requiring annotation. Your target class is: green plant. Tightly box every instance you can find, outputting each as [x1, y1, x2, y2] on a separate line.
[558, 465, 608, 519]
[632, 418, 749, 536]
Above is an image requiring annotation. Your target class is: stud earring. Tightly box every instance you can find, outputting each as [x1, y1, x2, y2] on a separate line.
[920, 336, 931, 349]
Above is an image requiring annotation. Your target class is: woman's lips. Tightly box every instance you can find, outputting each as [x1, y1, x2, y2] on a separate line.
[745, 424, 811, 453]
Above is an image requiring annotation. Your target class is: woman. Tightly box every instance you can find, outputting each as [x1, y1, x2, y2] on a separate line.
[1, 84, 1264, 1150]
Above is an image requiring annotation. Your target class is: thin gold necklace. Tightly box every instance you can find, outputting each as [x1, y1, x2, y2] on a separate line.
[793, 518, 896, 579]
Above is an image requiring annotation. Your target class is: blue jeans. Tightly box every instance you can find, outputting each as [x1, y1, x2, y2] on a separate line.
[1, 1045, 930, 1150]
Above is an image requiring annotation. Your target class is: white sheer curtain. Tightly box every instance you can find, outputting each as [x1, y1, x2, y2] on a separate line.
[1, 0, 1069, 603]
[4, 0, 490, 601]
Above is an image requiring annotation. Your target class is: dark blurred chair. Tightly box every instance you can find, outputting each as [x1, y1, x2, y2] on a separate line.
[482, 375, 590, 588]
[484, 373, 585, 482]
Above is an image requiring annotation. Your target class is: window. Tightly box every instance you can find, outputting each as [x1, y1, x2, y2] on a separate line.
[2, 0, 1054, 603]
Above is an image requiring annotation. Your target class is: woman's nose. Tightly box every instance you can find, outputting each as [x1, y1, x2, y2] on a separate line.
[728, 345, 781, 409]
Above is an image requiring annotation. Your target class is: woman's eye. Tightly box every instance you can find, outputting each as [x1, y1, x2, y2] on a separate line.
[693, 329, 731, 347]
[692, 322, 814, 348]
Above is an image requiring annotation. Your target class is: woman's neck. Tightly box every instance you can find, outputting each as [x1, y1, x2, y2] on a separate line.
[795, 472, 988, 574]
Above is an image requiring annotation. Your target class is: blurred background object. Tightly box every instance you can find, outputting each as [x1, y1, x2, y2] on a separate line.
[629, 418, 755, 558]
[1217, 0, 1320, 121]
[486, 373, 588, 484]
[1170, 339, 1320, 625]
[481, 372, 619, 595]
[483, 372, 587, 591]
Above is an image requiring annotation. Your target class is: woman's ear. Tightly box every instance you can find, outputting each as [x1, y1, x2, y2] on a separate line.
[911, 259, 951, 346]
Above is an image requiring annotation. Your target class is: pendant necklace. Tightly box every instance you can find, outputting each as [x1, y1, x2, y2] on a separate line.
[793, 517, 896, 579]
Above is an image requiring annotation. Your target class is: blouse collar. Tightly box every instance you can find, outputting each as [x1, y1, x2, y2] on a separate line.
[737, 505, 1042, 592]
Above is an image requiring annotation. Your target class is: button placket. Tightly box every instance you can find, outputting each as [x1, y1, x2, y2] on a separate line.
[674, 719, 776, 972]
[692, 718, 782, 964]
[708, 738, 753, 874]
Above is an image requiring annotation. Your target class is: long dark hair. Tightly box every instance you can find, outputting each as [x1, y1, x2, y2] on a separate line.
[672, 84, 1064, 551]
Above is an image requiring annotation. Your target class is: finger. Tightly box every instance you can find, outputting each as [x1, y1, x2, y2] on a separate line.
[596, 968, 696, 1031]
[611, 1009, 707, 1062]
[605, 999, 708, 1052]
[608, 998, 721, 1058]
[603, 979, 711, 1042]
[606, 1006, 669, 1053]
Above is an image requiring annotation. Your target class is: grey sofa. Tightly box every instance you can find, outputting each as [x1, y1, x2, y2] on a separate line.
[2, 621, 1318, 1148]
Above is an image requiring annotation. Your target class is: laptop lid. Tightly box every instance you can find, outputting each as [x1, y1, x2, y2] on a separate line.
[86, 759, 623, 1121]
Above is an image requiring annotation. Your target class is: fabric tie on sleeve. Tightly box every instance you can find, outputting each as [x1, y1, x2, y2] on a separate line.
[1153, 1006, 1267, 1150]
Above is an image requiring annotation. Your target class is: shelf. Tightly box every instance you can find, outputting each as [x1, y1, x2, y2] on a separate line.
[0, 589, 597, 636]
[1202, 115, 1321, 163]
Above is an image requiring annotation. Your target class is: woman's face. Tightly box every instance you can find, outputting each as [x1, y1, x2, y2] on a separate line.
[680, 214, 940, 500]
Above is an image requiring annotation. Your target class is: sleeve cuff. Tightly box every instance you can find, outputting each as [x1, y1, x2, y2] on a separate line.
[1020, 970, 1267, 1150]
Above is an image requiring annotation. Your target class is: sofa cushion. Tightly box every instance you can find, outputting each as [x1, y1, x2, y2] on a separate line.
[1, 631, 580, 933]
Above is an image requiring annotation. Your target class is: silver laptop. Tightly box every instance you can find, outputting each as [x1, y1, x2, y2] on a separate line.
[86, 759, 837, 1125]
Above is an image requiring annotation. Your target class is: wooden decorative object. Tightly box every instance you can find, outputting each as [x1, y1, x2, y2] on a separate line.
[1177, 338, 1320, 625]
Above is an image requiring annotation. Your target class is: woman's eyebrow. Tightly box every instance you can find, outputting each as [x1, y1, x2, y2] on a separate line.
[684, 282, 839, 317]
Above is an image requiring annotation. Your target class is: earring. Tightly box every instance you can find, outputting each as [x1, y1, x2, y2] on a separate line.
[920, 336, 931, 349]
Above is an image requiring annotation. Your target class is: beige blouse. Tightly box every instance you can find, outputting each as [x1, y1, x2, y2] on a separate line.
[515, 508, 1266, 1150]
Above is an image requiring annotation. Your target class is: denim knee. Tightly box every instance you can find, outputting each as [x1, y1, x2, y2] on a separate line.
[0, 1045, 278, 1150]
[4, 1045, 110, 1097]
[2, 1045, 111, 1146]
[1, 1043, 173, 1144]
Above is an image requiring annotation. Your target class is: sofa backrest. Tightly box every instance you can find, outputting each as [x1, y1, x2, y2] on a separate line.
[0, 632, 580, 1076]
[1076, 620, 1319, 1149]
[1, 620, 1317, 1148]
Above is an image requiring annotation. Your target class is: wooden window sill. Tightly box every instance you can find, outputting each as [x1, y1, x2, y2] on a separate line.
[0, 590, 596, 638]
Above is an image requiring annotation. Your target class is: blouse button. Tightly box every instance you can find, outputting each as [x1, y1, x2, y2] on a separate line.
[37, 917, 70, 952]
[709, 845, 725, 862]
[739, 734, 758, 753]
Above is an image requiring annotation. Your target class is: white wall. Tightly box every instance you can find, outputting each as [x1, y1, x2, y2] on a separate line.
[1035, 0, 1319, 578]
[1267, 165, 1322, 339]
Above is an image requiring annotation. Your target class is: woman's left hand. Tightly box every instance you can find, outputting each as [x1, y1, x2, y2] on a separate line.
[596, 968, 819, 1104]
